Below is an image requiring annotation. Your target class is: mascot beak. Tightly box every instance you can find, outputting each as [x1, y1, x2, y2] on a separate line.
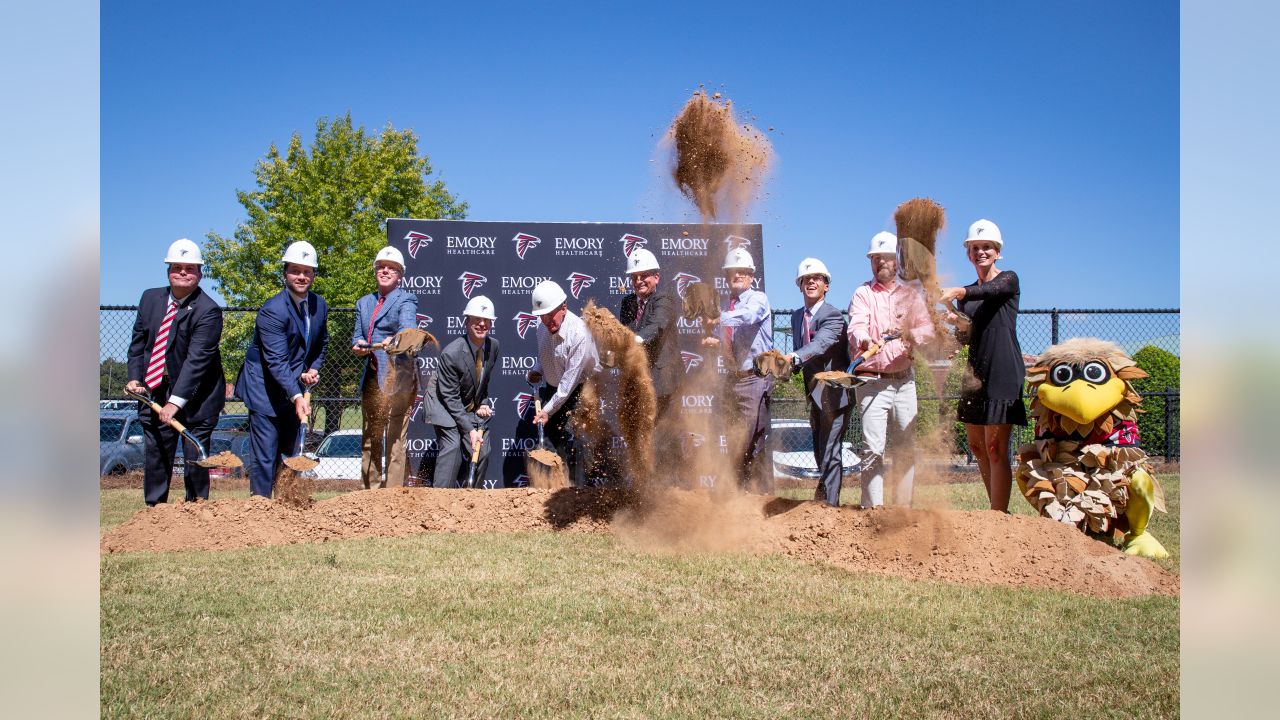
[1037, 376, 1125, 425]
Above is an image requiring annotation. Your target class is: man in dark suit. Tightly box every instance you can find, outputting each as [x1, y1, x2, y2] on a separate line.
[421, 295, 500, 487]
[125, 238, 226, 506]
[234, 240, 329, 497]
[618, 248, 681, 420]
[784, 258, 854, 506]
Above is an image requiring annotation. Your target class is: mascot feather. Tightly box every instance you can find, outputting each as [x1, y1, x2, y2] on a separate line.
[1015, 338, 1169, 558]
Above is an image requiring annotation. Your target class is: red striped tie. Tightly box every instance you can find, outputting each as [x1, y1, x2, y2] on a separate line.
[144, 300, 177, 389]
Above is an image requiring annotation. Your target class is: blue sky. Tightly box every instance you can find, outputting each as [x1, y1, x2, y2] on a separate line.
[102, 0, 1178, 311]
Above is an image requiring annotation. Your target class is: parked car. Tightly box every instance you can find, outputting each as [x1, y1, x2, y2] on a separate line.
[300, 429, 362, 481]
[100, 411, 145, 475]
[100, 399, 137, 412]
[770, 419, 861, 484]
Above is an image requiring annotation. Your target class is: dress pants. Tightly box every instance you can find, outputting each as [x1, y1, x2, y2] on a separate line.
[142, 412, 216, 505]
[431, 423, 491, 488]
[360, 373, 413, 488]
[731, 373, 774, 492]
[855, 375, 918, 507]
[539, 383, 585, 487]
[810, 394, 854, 506]
[246, 409, 300, 498]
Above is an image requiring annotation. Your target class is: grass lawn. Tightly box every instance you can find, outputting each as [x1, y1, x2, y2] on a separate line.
[101, 477, 1180, 719]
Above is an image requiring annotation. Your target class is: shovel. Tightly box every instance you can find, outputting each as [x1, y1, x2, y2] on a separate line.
[124, 387, 238, 469]
[464, 427, 488, 489]
[525, 381, 568, 487]
[814, 331, 903, 390]
[282, 381, 318, 472]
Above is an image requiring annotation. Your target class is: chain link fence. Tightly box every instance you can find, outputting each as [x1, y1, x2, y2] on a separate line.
[101, 306, 1179, 482]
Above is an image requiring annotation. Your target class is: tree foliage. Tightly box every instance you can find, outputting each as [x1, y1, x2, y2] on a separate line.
[1131, 345, 1180, 458]
[203, 114, 466, 429]
[101, 358, 128, 399]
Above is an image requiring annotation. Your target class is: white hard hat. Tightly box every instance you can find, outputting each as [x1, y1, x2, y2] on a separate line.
[964, 219, 1003, 249]
[463, 294, 497, 321]
[163, 238, 203, 265]
[867, 232, 897, 257]
[373, 246, 405, 271]
[625, 248, 660, 274]
[282, 240, 319, 268]
[722, 247, 756, 272]
[795, 257, 830, 284]
[530, 280, 567, 316]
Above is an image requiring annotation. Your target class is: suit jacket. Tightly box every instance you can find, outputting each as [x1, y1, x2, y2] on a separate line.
[421, 335, 500, 432]
[351, 287, 418, 388]
[127, 286, 226, 423]
[792, 302, 852, 410]
[235, 289, 329, 418]
[619, 284, 680, 398]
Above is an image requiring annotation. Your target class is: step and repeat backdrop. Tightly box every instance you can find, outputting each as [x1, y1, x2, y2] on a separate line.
[385, 219, 767, 488]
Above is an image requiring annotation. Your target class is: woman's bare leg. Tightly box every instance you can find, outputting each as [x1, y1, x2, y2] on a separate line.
[965, 423, 991, 495]
[984, 424, 1014, 511]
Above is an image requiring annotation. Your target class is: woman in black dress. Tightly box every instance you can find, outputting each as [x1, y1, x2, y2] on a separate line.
[941, 219, 1027, 512]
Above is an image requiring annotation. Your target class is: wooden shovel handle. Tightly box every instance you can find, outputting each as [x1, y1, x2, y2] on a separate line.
[131, 392, 188, 433]
[470, 436, 483, 464]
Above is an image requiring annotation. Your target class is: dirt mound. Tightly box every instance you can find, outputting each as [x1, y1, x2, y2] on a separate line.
[102, 488, 1177, 598]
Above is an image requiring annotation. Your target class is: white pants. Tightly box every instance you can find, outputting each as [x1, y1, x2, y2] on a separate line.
[855, 375, 917, 507]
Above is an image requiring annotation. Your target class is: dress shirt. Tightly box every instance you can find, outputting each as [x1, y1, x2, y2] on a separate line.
[531, 310, 600, 416]
[720, 288, 773, 372]
[846, 279, 935, 373]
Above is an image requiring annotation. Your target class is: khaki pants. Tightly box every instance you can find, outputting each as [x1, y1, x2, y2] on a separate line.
[361, 373, 413, 488]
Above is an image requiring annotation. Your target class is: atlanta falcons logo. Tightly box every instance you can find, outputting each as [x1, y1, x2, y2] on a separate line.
[680, 432, 706, 453]
[458, 272, 487, 298]
[619, 233, 648, 257]
[680, 351, 704, 373]
[567, 272, 596, 299]
[723, 235, 751, 251]
[512, 474, 531, 488]
[513, 312, 540, 339]
[410, 393, 425, 421]
[512, 232, 541, 259]
[415, 313, 433, 330]
[514, 392, 534, 420]
[404, 231, 433, 258]
[673, 272, 702, 298]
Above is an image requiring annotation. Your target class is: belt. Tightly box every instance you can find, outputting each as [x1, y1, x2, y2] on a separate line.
[855, 368, 912, 381]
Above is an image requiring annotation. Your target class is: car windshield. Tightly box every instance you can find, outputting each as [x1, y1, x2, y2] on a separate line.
[773, 427, 813, 452]
[100, 418, 125, 442]
[317, 434, 361, 458]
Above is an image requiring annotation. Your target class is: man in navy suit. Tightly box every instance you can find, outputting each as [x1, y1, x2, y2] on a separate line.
[784, 258, 853, 506]
[125, 238, 226, 506]
[234, 240, 329, 497]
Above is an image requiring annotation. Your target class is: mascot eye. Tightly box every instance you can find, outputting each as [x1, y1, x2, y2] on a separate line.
[1050, 363, 1076, 386]
[1081, 361, 1110, 384]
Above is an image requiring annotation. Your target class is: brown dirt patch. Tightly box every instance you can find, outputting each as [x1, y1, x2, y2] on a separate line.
[102, 487, 1178, 598]
[199, 451, 243, 468]
[667, 90, 772, 222]
[526, 450, 568, 489]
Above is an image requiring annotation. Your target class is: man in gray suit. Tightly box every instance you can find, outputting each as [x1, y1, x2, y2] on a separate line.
[785, 258, 854, 506]
[618, 248, 681, 420]
[421, 295, 500, 487]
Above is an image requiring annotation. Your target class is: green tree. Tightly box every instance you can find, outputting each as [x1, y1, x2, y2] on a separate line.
[205, 113, 466, 432]
[942, 347, 969, 455]
[1131, 345, 1180, 458]
[101, 358, 128, 399]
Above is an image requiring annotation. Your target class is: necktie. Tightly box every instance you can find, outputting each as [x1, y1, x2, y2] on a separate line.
[367, 295, 385, 372]
[725, 296, 737, 342]
[299, 299, 311, 354]
[468, 343, 484, 411]
[636, 297, 647, 325]
[144, 300, 177, 389]
[803, 309, 813, 344]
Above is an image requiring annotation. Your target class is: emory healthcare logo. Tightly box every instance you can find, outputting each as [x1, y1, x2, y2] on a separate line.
[723, 235, 751, 251]
[415, 313, 433, 330]
[673, 272, 702, 298]
[513, 312, 540, 339]
[619, 233, 648, 257]
[404, 231, 433, 258]
[512, 232, 541, 259]
[458, 272, 487, 298]
[680, 351, 704, 373]
[567, 272, 595, 299]
[513, 392, 535, 420]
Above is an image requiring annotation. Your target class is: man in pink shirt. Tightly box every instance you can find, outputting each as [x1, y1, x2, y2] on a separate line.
[847, 232, 935, 507]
